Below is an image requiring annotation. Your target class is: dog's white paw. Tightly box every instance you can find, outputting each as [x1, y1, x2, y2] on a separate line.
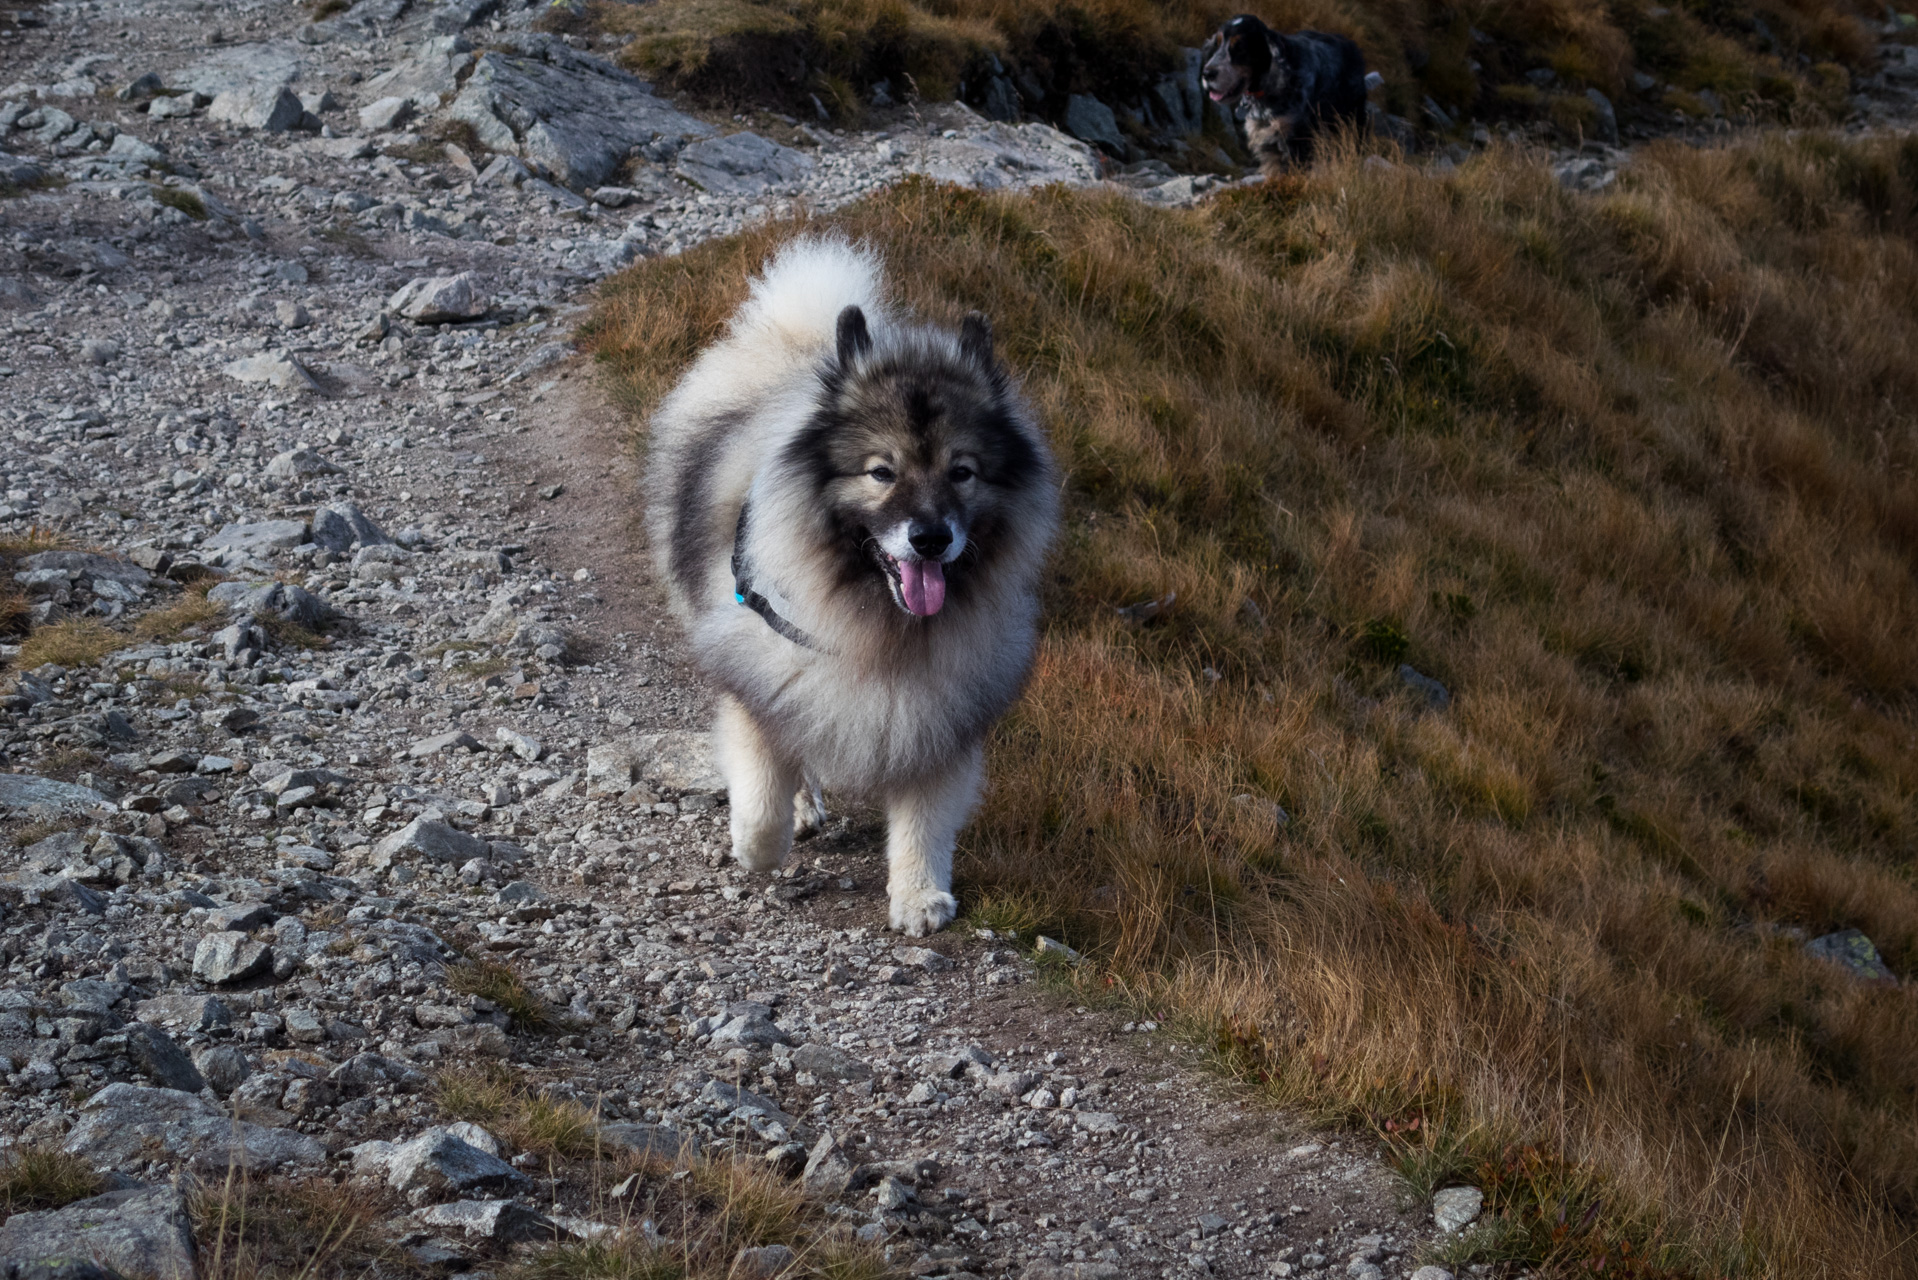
[732, 826, 789, 873]
[889, 885, 958, 937]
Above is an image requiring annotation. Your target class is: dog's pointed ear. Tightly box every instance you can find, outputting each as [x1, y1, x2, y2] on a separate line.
[959, 311, 994, 368]
[836, 305, 872, 367]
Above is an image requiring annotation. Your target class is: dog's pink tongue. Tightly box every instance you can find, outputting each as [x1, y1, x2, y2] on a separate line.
[899, 559, 946, 617]
[1208, 89, 1225, 101]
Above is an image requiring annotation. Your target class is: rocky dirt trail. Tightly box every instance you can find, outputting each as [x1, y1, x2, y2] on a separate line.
[36, 0, 1918, 1273]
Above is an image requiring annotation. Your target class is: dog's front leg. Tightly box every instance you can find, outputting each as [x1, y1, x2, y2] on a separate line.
[715, 695, 799, 872]
[884, 744, 984, 936]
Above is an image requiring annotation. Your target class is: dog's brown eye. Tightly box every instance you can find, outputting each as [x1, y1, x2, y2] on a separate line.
[949, 464, 975, 483]
[868, 465, 896, 483]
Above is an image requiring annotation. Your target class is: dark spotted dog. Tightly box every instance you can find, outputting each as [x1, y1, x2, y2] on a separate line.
[1201, 14, 1374, 175]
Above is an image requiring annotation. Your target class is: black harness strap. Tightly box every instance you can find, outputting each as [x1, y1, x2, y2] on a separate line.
[732, 500, 819, 650]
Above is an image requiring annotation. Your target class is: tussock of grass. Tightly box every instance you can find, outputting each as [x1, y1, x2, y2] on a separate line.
[132, 582, 222, 641]
[0, 1146, 102, 1213]
[17, 618, 123, 670]
[446, 954, 559, 1032]
[589, 131, 1918, 1276]
[504, 1154, 892, 1280]
[438, 1062, 604, 1159]
[150, 185, 207, 221]
[192, 1173, 403, 1278]
[258, 614, 327, 652]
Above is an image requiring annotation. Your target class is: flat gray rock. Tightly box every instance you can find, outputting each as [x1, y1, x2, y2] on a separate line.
[0, 873, 107, 915]
[413, 1197, 554, 1242]
[134, 992, 231, 1031]
[202, 519, 309, 555]
[443, 33, 711, 190]
[63, 1083, 326, 1173]
[361, 34, 473, 107]
[588, 730, 724, 795]
[0, 774, 111, 813]
[675, 131, 813, 197]
[597, 1122, 699, 1163]
[905, 118, 1101, 191]
[374, 815, 490, 864]
[0, 1185, 196, 1280]
[222, 350, 321, 390]
[791, 1042, 872, 1082]
[176, 40, 306, 99]
[264, 446, 343, 479]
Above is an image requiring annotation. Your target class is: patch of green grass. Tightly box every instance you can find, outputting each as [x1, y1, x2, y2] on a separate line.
[0, 1146, 102, 1213]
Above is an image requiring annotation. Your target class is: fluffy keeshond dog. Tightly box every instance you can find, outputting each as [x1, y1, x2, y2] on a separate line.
[644, 237, 1059, 936]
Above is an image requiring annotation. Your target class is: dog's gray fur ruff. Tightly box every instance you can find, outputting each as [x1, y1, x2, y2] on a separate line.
[644, 237, 1059, 935]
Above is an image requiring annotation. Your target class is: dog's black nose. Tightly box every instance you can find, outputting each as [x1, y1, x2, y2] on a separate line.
[908, 524, 952, 559]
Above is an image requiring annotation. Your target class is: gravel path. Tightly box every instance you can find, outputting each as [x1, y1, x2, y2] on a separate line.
[31, 0, 1917, 1271]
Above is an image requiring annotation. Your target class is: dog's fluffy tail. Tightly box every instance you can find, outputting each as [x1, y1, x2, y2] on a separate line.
[737, 235, 886, 357]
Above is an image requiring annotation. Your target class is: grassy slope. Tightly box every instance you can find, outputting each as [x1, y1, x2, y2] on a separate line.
[583, 0, 1884, 133]
[589, 133, 1918, 1276]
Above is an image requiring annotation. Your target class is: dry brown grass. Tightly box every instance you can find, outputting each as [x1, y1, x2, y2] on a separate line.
[501, 1151, 895, 1280]
[132, 581, 221, 641]
[588, 0, 1878, 130]
[445, 953, 561, 1031]
[437, 1061, 605, 1160]
[192, 1171, 408, 1279]
[588, 130, 1918, 1276]
[0, 1145, 102, 1215]
[16, 618, 124, 670]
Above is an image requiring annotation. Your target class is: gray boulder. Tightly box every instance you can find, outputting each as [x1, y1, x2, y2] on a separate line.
[194, 1044, 253, 1096]
[123, 1023, 206, 1093]
[0, 1185, 196, 1280]
[374, 816, 490, 864]
[443, 33, 712, 190]
[587, 729, 724, 795]
[675, 132, 813, 196]
[310, 501, 391, 552]
[0, 874, 107, 915]
[206, 580, 330, 628]
[264, 447, 343, 480]
[63, 1083, 326, 1172]
[387, 272, 489, 323]
[1806, 929, 1896, 983]
[209, 83, 306, 132]
[1062, 94, 1124, 155]
[192, 930, 273, 984]
[356, 1127, 529, 1196]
